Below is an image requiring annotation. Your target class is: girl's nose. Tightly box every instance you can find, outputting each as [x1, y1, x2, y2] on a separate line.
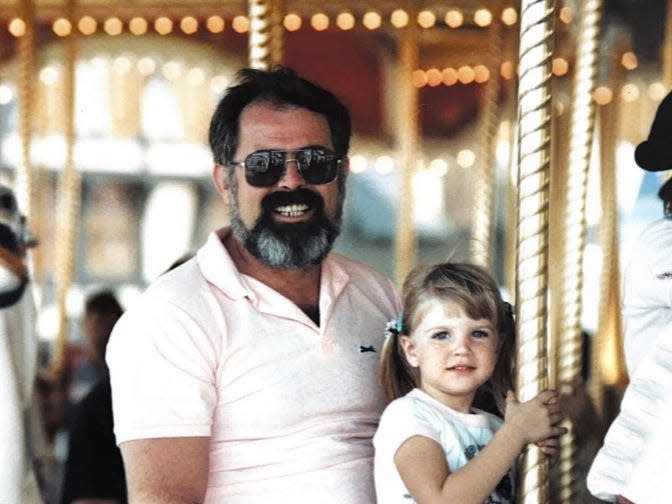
[451, 335, 472, 355]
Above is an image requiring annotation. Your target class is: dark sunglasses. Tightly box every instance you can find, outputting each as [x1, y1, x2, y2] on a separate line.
[228, 146, 344, 188]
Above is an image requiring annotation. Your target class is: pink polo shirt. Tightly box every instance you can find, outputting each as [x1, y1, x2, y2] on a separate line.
[106, 228, 401, 503]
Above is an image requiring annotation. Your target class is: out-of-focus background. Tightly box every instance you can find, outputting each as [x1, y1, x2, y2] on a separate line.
[0, 2, 671, 500]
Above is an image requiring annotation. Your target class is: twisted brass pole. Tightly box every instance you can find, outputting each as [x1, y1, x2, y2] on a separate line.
[16, 0, 35, 223]
[471, 0, 504, 270]
[514, 1, 555, 502]
[248, 0, 284, 70]
[394, 9, 419, 286]
[53, 0, 80, 373]
[555, 2, 603, 502]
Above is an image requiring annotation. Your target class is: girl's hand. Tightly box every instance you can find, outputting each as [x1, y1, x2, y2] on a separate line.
[535, 436, 560, 466]
[504, 390, 567, 445]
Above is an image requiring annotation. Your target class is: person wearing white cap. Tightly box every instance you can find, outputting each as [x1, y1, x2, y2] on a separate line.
[587, 90, 672, 504]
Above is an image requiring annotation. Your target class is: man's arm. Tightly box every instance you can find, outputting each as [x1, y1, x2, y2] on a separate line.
[120, 437, 210, 504]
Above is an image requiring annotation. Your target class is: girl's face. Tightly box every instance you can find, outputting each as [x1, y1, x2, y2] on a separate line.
[400, 298, 500, 413]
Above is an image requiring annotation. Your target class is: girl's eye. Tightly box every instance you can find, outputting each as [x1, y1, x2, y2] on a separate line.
[472, 330, 490, 339]
[431, 331, 450, 341]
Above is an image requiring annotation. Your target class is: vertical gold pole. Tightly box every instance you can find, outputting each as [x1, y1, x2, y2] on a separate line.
[661, 1, 672, 189]
[548, 100, 570, 390]
[53, 2, 80, 372]
[595, 97, 626, 390]
[269, 0, 285, 67]
[593, 42, 629, 402]
[514, 1, 555, 502]
[15, 0, 41, 285]
[664, 0, 672, 89]
[15, 0, 35, 222]
[471, 0, 504, 269]
[498, 12, 523, 297]
[394, 10, 419, 286]
[502, 83, 520, 297]
[248, 0, 284, 70]
[556, 1, 603, 502]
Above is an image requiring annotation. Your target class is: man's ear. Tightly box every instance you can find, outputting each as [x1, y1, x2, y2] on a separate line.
[399, 335, 419, 368]
[212, 164, 231, 204]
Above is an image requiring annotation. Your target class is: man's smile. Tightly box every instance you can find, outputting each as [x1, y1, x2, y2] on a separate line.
[275, 203, 310, 218]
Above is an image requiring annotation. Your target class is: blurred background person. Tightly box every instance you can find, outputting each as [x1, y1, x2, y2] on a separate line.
[68, 291, 124, 403]
[60, 289, 126, 504]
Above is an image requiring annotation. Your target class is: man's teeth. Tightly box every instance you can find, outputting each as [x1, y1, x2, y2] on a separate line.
[276, 204, 309, 217]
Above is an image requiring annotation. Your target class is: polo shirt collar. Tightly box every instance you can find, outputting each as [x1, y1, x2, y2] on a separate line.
[197, 228, 250, 300]
[196, 228, 351, 324]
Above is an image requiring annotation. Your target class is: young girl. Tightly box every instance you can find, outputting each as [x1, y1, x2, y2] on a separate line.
[374, 262, 566, 503]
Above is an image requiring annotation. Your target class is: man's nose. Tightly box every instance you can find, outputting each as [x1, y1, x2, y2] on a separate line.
[277, 159, 305, 189]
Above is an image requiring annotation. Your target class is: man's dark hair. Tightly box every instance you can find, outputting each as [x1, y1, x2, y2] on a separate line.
[85, 290, 123, 319]
[208, 66, 352, 165]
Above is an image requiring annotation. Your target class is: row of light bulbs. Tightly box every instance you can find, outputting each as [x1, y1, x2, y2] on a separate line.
[2, 5, 579, 38]
[414, 50, 639, 87]
[349, 152, 474, 175]
[0, 38, 639, 92]
[0, 56, 656, 108]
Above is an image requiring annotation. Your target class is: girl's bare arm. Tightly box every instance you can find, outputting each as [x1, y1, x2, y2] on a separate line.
[394, 391, 566, 504]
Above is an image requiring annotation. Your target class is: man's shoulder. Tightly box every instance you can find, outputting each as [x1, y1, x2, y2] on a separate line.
[128, 257, 219, 322]
[148, 256, 200, 286]
[328, 252, 394, 284]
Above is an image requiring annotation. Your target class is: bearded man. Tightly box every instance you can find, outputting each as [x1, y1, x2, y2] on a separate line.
[106, 67, 401, 504]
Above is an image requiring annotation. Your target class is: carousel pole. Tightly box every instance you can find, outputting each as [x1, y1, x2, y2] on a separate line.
[248, 0, 284, 69]
[594, 81, 626, 410]
[555, 1, 603, 502]
[52, 0, 80, 373]
[659, 0, 672, 197]
[502, 58, 521, 299]
[514, 1, 555, 502]
[664, 0, 672, 89]
[470, 0, 504, 270]
[15, 0, 36, 223]
[547, 96, 570, 393]
[591, 34, 632, 403]
[394, 4, 419, 286]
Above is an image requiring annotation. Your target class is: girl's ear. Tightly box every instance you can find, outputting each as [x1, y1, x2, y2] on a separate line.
[399, 335, 419, 368]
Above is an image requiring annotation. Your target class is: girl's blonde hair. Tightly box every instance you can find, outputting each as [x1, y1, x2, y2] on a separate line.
[379, 262, 515, 415]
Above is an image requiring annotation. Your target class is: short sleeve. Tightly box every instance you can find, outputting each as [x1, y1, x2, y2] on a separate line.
[106, 295, 220, 444]
[373, 398, 441, 460]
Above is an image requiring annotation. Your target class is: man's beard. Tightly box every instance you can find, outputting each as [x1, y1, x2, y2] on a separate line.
[229, 180, 345, 270]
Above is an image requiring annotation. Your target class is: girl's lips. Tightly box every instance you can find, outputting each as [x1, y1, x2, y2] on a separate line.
[448, 365, 475, 371]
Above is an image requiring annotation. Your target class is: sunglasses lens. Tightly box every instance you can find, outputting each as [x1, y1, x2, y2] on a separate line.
[297, 149, 340, 184]
[242, 148, 341, 187]
[244, 151, 285, 187]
